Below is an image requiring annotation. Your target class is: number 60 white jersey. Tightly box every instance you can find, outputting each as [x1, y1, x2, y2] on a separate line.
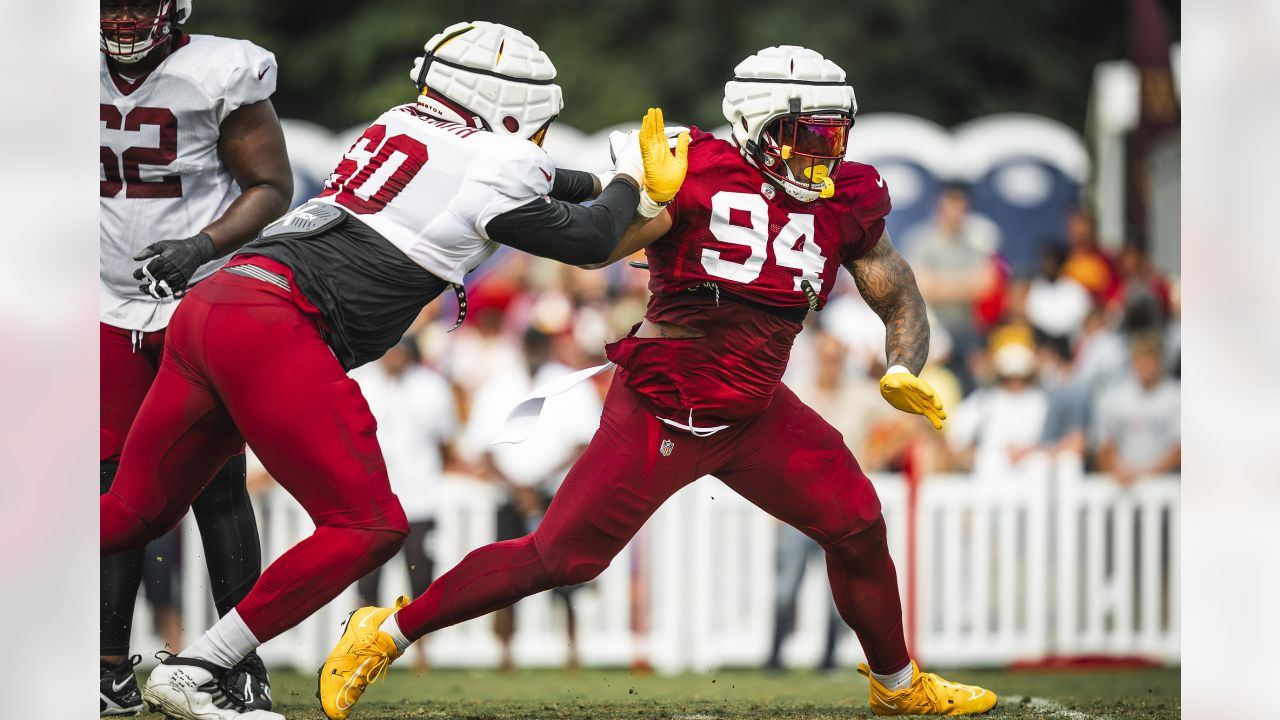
[313, 103, 555, 285]
[99, 33, 276, 331]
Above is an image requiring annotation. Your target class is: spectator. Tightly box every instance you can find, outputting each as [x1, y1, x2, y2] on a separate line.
[1061, 208, 1118, 303]
[1108, 242, 1172, 328]
[1093, 333, 1180, 485]
[460, 327, 603, 670]
[1036, 340, 1089, 457]
[905, 184, 1001, 390]
[788, 331, 897, 467]
[350, 336, 458, 671]
[1072, 305, 1130, 394]
[1026, 243, 1092, 346]
[947, 326, 1049, 480]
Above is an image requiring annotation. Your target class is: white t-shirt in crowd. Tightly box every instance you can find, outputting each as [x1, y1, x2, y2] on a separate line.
[350, 362, 457, 522]
[947, 386, 1049, 480]
[461, 362, 602, 492]
[1092, 376, 1181, 471]
[1027, 275, 1092, 339]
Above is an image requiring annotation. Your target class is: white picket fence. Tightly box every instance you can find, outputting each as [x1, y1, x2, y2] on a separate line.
[154, 454, 1177, 672]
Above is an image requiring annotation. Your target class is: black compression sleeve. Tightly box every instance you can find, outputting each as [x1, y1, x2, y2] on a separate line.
[485, 177, 639, 265]
[549, 168, 597, 203]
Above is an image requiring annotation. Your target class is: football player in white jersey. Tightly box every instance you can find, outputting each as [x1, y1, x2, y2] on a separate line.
[98, 20, 687, 720]
[99, 1, 292, 716]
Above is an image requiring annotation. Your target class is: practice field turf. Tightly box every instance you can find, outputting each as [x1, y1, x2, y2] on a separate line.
[139, 666, 1180, 719]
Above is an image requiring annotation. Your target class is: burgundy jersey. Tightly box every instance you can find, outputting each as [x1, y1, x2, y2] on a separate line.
[606, 127, 891, 426]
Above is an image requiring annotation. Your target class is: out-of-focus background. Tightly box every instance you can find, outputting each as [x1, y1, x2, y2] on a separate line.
[104, 0, 1185, 680]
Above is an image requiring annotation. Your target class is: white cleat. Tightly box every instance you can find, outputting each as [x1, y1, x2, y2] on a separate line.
[141, 655, 285, 720]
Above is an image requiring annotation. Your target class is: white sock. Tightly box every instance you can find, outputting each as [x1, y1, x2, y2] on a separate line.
[181, 609, 260, 669]
[872, 662, 915, 692]
[380, 612, 412, 654]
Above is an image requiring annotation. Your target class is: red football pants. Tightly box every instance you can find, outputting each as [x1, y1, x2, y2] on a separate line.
[100, 267, 408, 642]
[395, 371, 910, 673]
[101, 323, 169, 462]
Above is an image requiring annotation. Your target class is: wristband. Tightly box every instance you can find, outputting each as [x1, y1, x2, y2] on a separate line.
[636, 189, 668, 219]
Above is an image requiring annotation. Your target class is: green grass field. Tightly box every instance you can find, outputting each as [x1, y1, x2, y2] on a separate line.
[139, 666, 1179, 719]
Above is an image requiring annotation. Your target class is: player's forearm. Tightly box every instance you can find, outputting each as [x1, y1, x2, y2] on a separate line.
[881, 294, 930, 375]
[550, 168, 604, 202]
[485, 176, 640, 265]
[580, 213, 666, 269]
[201, 181, 292, 257]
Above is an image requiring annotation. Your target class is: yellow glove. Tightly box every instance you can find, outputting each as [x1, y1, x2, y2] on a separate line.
[879, 366, 947, 430]
[638, 107, 690, 204]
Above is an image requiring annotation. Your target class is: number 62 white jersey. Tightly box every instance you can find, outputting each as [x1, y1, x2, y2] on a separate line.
[100, 33, 276, 331]
[313, 103, 555, 285]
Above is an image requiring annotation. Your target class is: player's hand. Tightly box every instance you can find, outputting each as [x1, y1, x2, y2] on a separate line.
[608, 129, 644, 188]
[879, 367, 947, 430]
[638, 107, 690, 204]
[133, 232, 216, 299]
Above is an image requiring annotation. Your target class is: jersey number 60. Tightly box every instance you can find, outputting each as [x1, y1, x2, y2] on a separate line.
[321, 123, 428, 215]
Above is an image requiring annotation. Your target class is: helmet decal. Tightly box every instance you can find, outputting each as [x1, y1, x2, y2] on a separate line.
[409, 21, 563, 143]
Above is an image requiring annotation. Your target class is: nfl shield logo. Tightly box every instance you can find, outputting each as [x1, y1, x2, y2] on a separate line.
[760, 182, 776, 200]
[659, 438, 675, 457]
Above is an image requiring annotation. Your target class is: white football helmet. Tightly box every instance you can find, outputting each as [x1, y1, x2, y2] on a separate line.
[100, 0, 193, 64]
[722, 45, 857, 202]
[410, 21, 563, 145]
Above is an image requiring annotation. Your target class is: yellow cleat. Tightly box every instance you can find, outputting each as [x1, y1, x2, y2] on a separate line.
[858, 661, 997, 716]
[317, 596, 409, 720]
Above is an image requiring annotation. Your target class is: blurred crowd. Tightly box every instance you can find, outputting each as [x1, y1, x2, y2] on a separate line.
[144, 188, 1179, 668]
[357, 186, 1179, 495]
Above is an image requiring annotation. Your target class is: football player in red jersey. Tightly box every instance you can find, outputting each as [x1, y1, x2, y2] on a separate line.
[323, 46, 997, 717]
[100, 0, 292, 715]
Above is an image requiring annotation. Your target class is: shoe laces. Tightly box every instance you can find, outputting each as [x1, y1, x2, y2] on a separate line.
[231, 651, 270, 685]
[349, 640, 394, 688]
[916, 671, 964, 709]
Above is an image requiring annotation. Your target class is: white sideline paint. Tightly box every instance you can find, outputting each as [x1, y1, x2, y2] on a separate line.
[1027, 696, 1113, 720]
[146, 454, 1178, 673]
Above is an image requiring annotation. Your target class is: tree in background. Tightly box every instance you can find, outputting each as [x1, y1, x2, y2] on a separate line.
[185, 0, 1178, 134]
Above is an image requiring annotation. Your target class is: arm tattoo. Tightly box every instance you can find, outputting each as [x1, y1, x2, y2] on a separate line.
[847, 231, 930, 374]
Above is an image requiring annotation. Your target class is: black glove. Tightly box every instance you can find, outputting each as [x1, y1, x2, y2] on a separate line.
[133, 232, 216, 299]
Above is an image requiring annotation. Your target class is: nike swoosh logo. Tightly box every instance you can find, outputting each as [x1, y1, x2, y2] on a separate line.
[336, 658, 371, 710]
[875, 176, 884, 188]
[967, 688, 986, 701]
[111, 677, 132, 693]
[540, 168, 552, 182]
[357, 611, 378, 628]
[258, 67, 269, 80]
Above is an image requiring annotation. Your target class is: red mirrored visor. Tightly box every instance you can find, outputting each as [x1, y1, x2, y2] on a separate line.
[772, 114, 851, 158]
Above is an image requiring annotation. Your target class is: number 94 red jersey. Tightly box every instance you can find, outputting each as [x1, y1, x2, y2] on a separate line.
[606, 127, 891, 427]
